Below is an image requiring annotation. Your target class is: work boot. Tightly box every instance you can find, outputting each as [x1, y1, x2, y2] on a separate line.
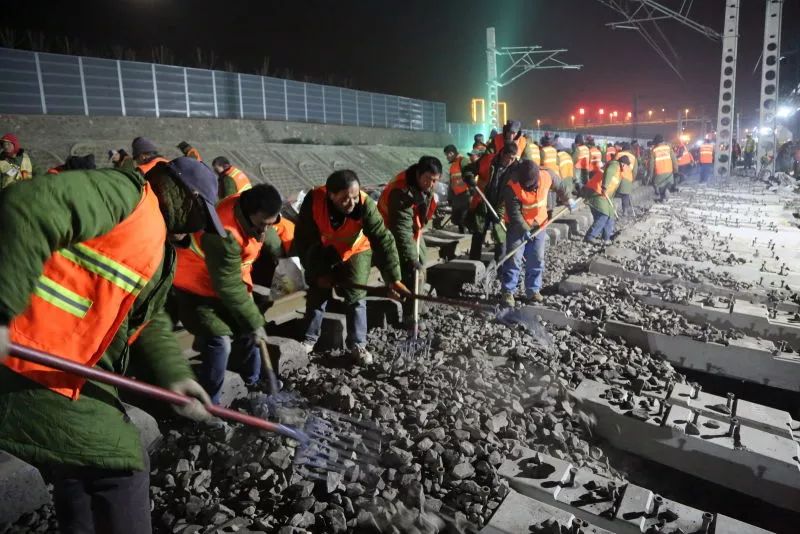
[500, 292, 515, 307]
[302, 341, 315, 355]
[584, 237, 599, 245]
[525, 292, 544, 303]
[350, 344, 374, 366]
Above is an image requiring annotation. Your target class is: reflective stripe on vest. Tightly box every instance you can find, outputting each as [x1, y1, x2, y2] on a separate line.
[653, 144, 673, 175]
[493, 135, 527, 160]
[378, 171, 438, 239]
[173, 194, 262, 298]
[505, 170, 552, 227]
[186, 148, 202, 161]
[586, 166, 621, 196]
[575, 145, 590, 169]
[557, 151, 574, 178]
[221, 166, 252, 199]
[449, 156, 468, 195]
[311, 186, 371, 262]
[541, 146, 558, 172]
[699, 144, 714, 164]
[5, 183, 166, 400]
[589, 147, 602, 170]
[677, 147, 693, 166]
[616, 151, 636, 181]
[137, 156, 168, 175]
[527, 142, 540, 164]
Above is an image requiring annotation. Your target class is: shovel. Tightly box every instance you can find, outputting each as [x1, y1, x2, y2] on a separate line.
[8, 343, 383, 478]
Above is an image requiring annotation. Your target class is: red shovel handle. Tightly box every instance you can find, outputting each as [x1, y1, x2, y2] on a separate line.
[8, 343, 284, 434]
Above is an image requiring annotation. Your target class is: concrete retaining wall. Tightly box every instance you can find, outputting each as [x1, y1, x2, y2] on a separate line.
[1, 114, 455, 196]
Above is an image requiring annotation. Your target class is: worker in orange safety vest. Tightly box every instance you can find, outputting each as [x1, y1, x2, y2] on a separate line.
[699, 138, 715, 183]
[212, 156, 253, 200]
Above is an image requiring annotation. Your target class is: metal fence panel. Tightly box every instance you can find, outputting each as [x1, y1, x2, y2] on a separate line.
[240, 74, 263, 119]
[263, 77, 286, 120]
[324, 86, 342, 124]
[38, 53, 83, 115]
[356, 91, 372, 127]
[120, 60, 156, 116]
[341, 89, 358, 125]
[386, 95, 400, 129]
[155, 64, 186, 117]
[285, 80, 306, 122]
[0, 48, 446, 130]
[186, 68, 215, 118]
[305, 83, 324, 123]
[372, 93, 388, 128]
[82, 57, 123, 115]
[214, 70, 238, 118]
[0, 48, 43, 114]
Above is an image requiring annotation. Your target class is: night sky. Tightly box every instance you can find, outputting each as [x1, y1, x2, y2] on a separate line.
[4, 0, 800, 128]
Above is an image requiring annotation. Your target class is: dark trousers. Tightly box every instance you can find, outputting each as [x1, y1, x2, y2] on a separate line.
[700, 163, 712, 182]
[744, 152, 754, 169]
[655, 184, 670, 202]
[618, 193, 633, 216]
[469, 227, 505, 262]
[51, 452, 152, 534]
[450, 193, 469, 233]
[197, 334, 261, 405]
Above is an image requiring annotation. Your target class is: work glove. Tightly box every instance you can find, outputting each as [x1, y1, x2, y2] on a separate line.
[251, 326, 268, 344]
[169, 378, 212, 421]
[408, 259, 424, 272]
[463, 173, 477, 188]
[487, 210, 501, 225]
[567, 199, 579, 212]
[0, 325, 8, 363]
[387, 280, 413, 301]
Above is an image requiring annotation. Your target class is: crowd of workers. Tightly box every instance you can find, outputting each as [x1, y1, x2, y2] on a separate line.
[0, 120, 716, 532]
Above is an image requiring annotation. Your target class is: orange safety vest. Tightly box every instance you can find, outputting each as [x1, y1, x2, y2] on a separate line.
[46, 166, 62, 175]
[557, 151, 574, 178]
[221, 166, 253, 199]
[653, 144, 674, 175]
[137, 156, 169, 175]
[493, 134, 527, 160]
[186, 147, 202, 161]
[5, 184, 167, 400]
[378, 171, 438, 239]
[273, 217, 295, 254]
[605, 147, 617, 162]
[310, 186, 371, 262]
[504, 170, 552, 227]
[470, 153, 497, 210]
[699, 143, 714, 164]
[677, 146, 693, 166]
[574, 145, 590, 170]
[174, 194, 262, 298]
[449, 156, 468, 196]
[616, 151, 636, 182]
[586, 166, 621, 196]
[589, 147, 603, 170]
[540, 146, 558, 172]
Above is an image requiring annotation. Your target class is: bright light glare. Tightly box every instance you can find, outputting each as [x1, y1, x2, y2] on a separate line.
[776, 106, 794, 118]
[759, 126, 773, 135]
[695, 140, 703, 147]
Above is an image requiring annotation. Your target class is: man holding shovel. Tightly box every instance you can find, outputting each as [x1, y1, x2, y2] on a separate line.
[379, 156, 442, 331]
[582, 156, 631, 244]
[296, 170, 410, 366]
[0, 157, 219, 533]
[464, 142, 519, 261]
[500, 160, 576, 306]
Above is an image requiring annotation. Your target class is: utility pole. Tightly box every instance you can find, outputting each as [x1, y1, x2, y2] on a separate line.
[485, 27, 581, 130]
